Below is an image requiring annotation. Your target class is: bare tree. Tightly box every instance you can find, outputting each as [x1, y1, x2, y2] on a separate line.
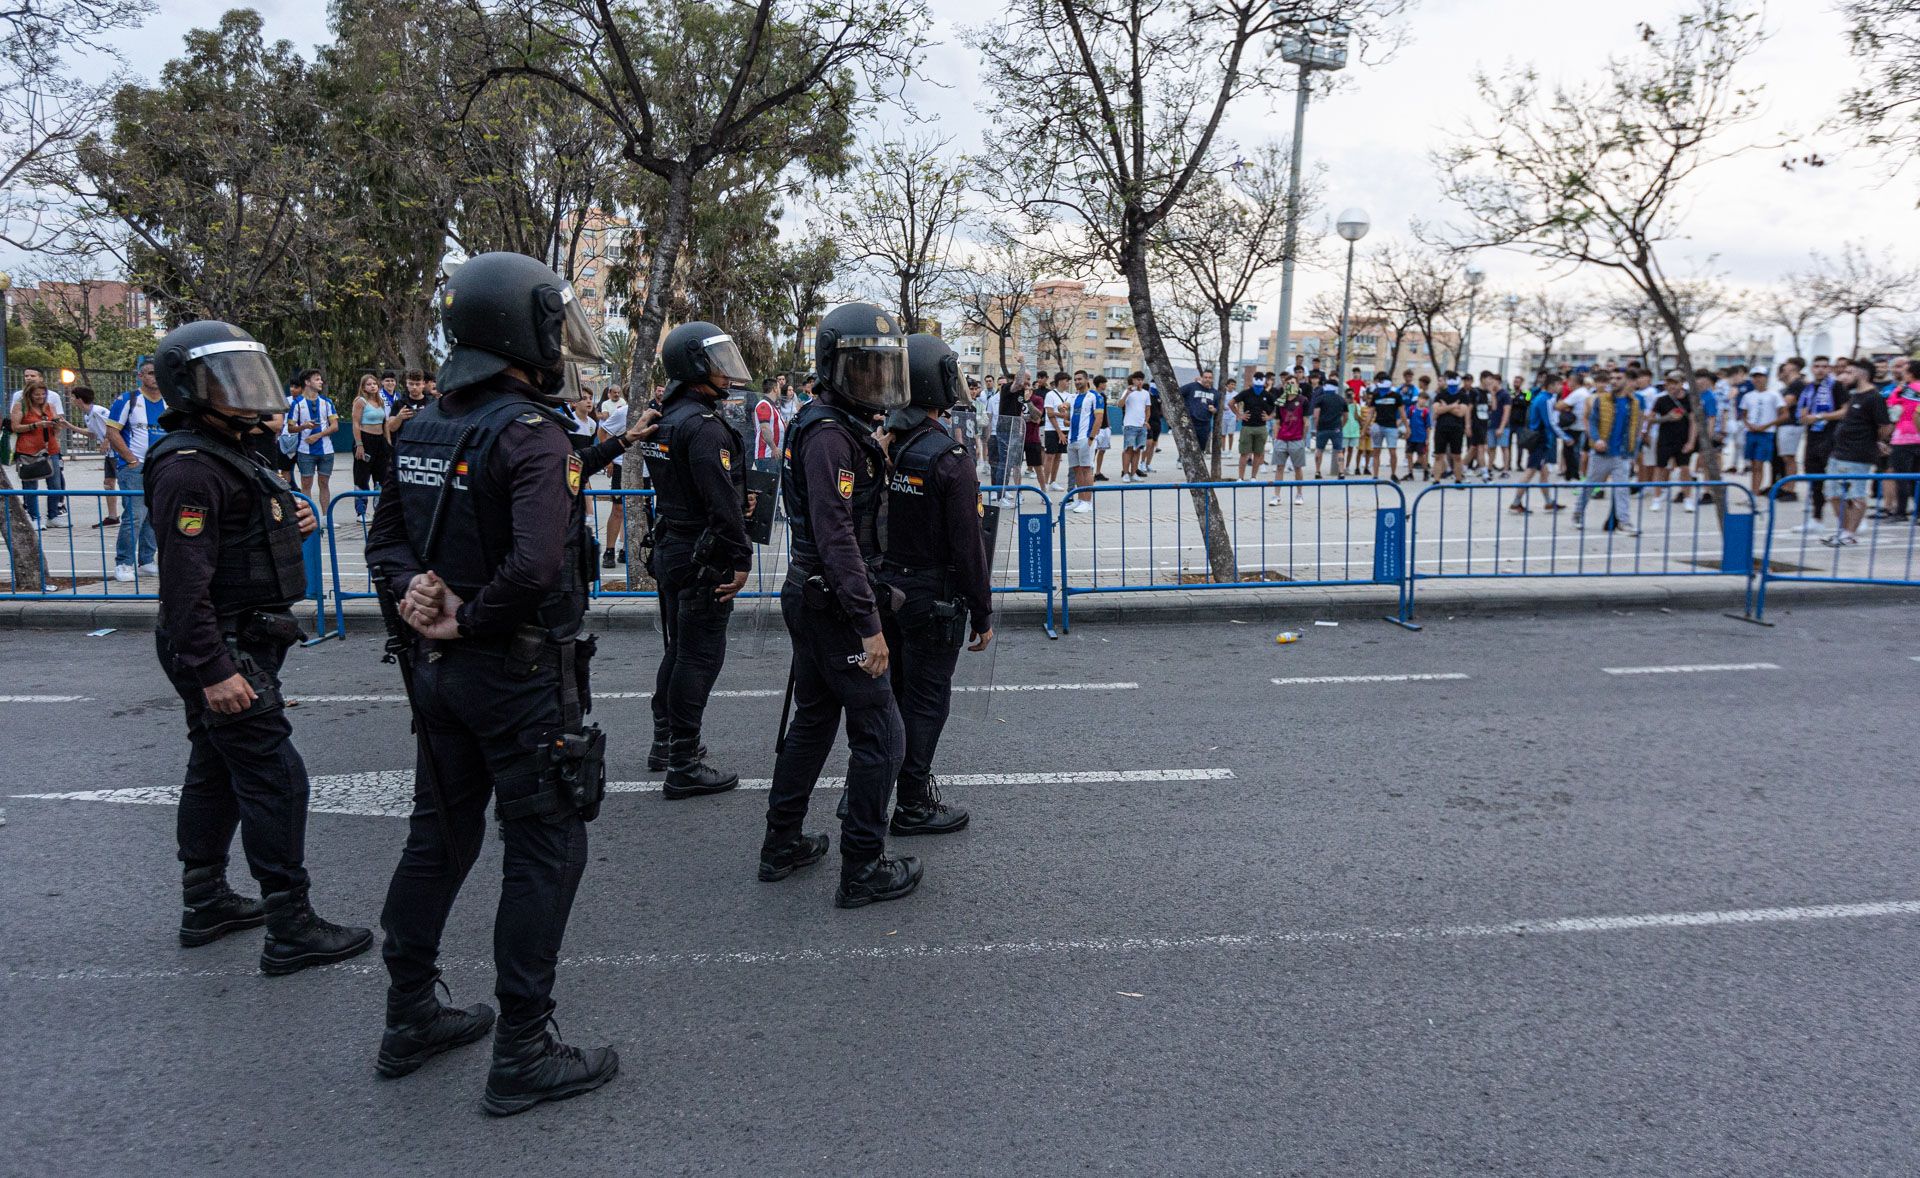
[1158, 284, 1220, 378]
[1596, 288, 1665, 371]
[831, 134, 967, 332]
[771, 232, 840, 371]
[1837, 0, 1920, 180]
[1435, 0, 1770, 504]
[1355, 265, 1420, 375]
[1755, 283, 1828, 359]
[1366, 242, 1472, 374]
[948, 226, 1049, 377]
[1031, 286, 1089, 374]
[1510, 291, 1587, 375]
[1803, 241, 1918, 358]
[969, 0, 1405, 582]
[1880, 313, 1920, 359]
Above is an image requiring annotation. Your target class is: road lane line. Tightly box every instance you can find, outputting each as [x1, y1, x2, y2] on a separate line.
[12, 767, 1234, 817]
[0, 695, 92, 703]
[1600, 662, 1780, 676]
[20, 898, 1920, 983]
[1270, 673, 1470, 686]
[290, 683, 1139, 705]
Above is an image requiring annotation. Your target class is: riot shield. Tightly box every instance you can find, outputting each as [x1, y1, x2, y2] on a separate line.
[729, 387, 790, 658]
[948, 413, 1026, 720]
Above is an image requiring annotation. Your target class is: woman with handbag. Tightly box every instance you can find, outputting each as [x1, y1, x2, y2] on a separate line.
[9, 382, 84, 529]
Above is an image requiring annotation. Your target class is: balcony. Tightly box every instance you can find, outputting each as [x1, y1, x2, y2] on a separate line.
[1103, 337, 1132, 350]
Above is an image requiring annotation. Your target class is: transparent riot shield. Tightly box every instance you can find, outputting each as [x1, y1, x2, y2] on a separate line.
[947, 412, 1026, 720]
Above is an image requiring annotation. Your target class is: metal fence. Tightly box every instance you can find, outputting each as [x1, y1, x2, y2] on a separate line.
[1749, 472, 1920, 623]
[1055, 479, 1411, 632]
[1402, 479, 1760, 623]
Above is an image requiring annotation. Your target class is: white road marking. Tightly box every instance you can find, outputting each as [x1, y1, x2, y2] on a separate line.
[12, 767, 1235, 817]
[19, 898, 1920, 983]
[1270, 673, 1469, 686]
[1600, 662, 1780, 676]
[0, 695, 92, 703]
[290, 683, 1139, 705]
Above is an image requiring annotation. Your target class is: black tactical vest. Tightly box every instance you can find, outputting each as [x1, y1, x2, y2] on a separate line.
[882, 420, 967, 577]
[390, 390, 589, 636]
[783, 399, 884, 568]
[144, 426, 308, 616]
[638, 389, 744, 535]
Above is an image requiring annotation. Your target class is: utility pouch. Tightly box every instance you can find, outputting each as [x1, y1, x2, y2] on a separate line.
[691, 530, 733, 585]
[236, 609, 305, 649]
[505, 623, 548, 681]
[203, 650, 285, 728]
[801, 574, 839, 616]
[573, 633, 597, 716]
[547, 726, 607, 822]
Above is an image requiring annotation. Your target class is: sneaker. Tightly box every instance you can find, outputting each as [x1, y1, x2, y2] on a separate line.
[1683, 499, 1696, 513]
[1790, 520, 1828, 535]
[114, 564, 135, 582]
[93, 517, 121, 528]
[1572, 516, 1585, 530]
[1543, 500, 1565, 511]
[1070, 501, 1092, 514]
[1821, 532, 1859, 547]
[601, 548, 617, 569]
[1648, 498, 1663, 513]
[139, 561, 159, 576]
[1267, 497, 1283, 507]
[1094, 473, 1110, 482]
[1293, 493, 1305, 505]
[1616, 523, 1640, 537]
[47, 514, 70, 529]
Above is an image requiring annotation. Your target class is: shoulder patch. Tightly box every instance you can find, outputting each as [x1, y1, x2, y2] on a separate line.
[517, 412, 547, 426]
[719, 448, 732, 471]
[836, 468, 855, 499]
[176, 506, 207, 537]
[566, 452, 583, 495]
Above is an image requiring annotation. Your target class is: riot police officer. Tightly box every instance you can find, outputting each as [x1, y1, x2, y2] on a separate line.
[366, 252, 633, 1115]
[637, 321, 754, 798]
[760, 302, 920, 908]
[144, 320, 373, 974]
[877, 334, 994, 833]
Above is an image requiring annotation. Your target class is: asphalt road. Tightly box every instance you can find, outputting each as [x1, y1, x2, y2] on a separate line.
[2, 602, 1917, 1176]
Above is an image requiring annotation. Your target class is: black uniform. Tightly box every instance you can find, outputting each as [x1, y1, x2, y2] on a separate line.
[366, 373, 626, 1026]
[880, 418, 992, 806]
[765, 399, 905, 866]
[637, 390, 751, 753]
[146, 421, 313, 897]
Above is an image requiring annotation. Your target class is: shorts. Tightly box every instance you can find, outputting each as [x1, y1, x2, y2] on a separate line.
[1314, 429, 1343, 453]
[1525, 442, 1552, 471]
[1434, 429, 1464, 456]
[1655, 437, 1691, 468]
[1273, 439, 1309, 472]
[1095, 428, 1112, 451]
[1357, 432, 1373, 452]
[1408, 439, 1429, 456]
[1149, 418, 1164, 440]
[1829, 458, 1876, 501]
[1066, 440, 1094, 469]
[1122, 425, 1148, 450]
[1023, 440, 1043, 468]
[1044, 430, 1066, 456]
[1776, 424, 1804, 459]
[295, 451, 336, 477]
[1238, 426, 1268, 456]
[103, 454, 117, 482]
[1469, 425, 1489, 447]
[1371, 426, 1400, 449]
[1743, 432, 1776, 464]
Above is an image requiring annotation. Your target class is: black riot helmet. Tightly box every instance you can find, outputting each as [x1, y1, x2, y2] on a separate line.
[660, 321, 752, 399]
[436, 251, 603, 400]
[906, 334, 960, 411]
[153, 320, 287, 429]
[813, 302, 910, 413]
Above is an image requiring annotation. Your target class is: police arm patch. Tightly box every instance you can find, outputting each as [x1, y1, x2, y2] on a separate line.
[836, 468, 855, 499]
[176, 505, 207, 537]
[719, 448, 732, 471]
[566, 452, 583, 495]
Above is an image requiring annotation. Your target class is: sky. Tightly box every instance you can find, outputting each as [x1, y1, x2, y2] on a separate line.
[43, 0, 1920, 361]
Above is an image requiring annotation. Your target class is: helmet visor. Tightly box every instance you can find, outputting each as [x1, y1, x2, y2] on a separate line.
[830, 337, 910, 410]
[183, 340, 285, 415]
[700, 333, 753, 385]
[559, 288, 603, 366]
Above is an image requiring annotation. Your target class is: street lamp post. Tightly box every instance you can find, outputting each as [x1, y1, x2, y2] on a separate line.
[1501, 292, 1519, 382]
[1272, 15, 1349, 377]
[1333, 208, 1370, 383]
[1459, 266, 1485, 375]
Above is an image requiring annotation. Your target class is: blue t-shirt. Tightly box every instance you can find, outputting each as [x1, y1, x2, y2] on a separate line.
[1406, 404, 1430, 444]
[1068, 391, 1101, 443]
[107, 391, 168, 468]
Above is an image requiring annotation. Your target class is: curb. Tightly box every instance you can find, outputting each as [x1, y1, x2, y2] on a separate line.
[2, 578, 1909, 633]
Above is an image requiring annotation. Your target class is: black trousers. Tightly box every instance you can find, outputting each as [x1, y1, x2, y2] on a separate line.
[765, 581, 904, 866]
[1805, 431, 1834, 519]
[650, 537, 733, 740]
[157, 627, 310, 896]
[379, 642, 588, 1026]
[1890, 445, 1920, 516]
[882, 596, 964, 806]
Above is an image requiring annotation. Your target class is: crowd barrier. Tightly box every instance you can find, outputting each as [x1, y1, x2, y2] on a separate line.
[1402, 479, 1760, 624]
[1054, 479, 1411, 632]
[4, 486, 328, 637]
[1749, 472, 1920, 623]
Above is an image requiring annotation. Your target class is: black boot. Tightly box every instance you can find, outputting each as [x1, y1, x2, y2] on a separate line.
[260, 890, 374, 976]
[890, 777, 970, 837]
[647, 718, 705, 773]
[178, 865, 265, 947]
[759, 830, 829, 882]
[481, 1014, 618, 1117]
[835, 855, 923, 909]
[662, 734, 737, 799]
[377, 980, 496, 1079]
[835, 791, 849, 821]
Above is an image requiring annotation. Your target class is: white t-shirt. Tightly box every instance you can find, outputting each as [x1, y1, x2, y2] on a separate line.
[84, 403, 111, 443]
[1043, 389, 1069, 433]
[108, 391, 168, 464]
[1742, 387, 1784, 431]
[1122, 386, 1149, 429]
[287, 395, 338, 456]
[600, 401, 629, 465]
[10, 389, 63, 417]
[753, 398, 784, 459]
[1564, 388, 1593, 431]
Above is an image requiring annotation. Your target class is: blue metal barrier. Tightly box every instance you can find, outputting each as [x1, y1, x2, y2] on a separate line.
[4, 486, 329, 636]
[1402, 479, 1758, 623]
[322, 491, 381, 637]
[1054, 479, 1409, 632]
[1749, 473, 1920, 622]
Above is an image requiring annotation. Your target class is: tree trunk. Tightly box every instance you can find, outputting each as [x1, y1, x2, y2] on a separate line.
[996, 331, 1010, 377]
[1212, 307, 1233, 481]
[1, 466, 48, 593]
[1120, 245, 1235, 583]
